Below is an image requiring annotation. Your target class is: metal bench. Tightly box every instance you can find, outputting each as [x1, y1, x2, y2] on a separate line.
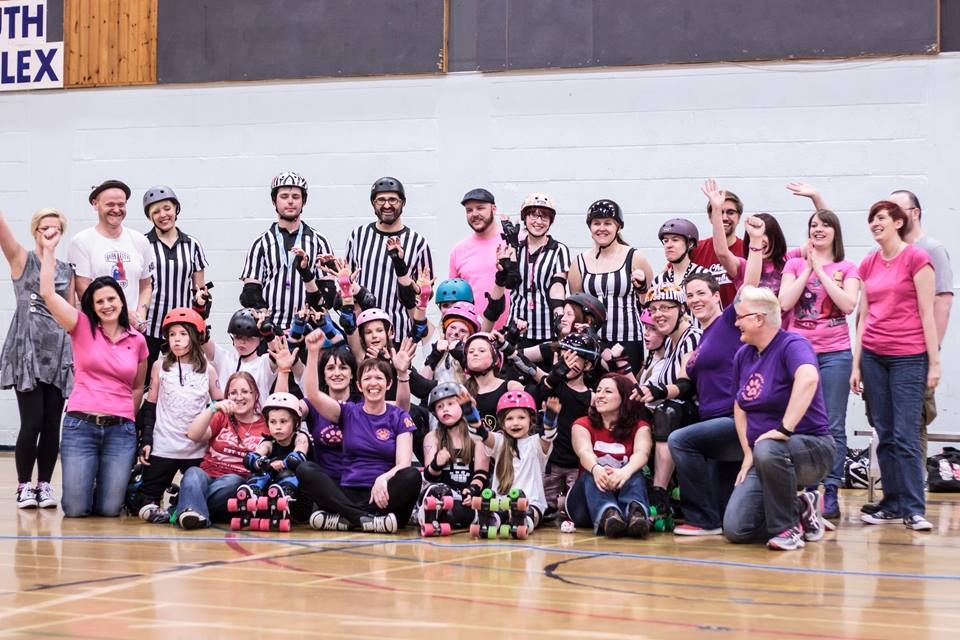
[854, 429, 960, 503]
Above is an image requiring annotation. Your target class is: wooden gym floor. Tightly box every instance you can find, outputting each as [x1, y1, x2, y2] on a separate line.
[0, 454, 958, 640]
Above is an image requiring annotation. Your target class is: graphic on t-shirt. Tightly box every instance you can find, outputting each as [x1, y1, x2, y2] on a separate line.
[793, 270, 845, 331]
[708, 263, 732, 286]
[316, 424, 343, 446]
[594, 440, 627, 468]
[686, 348, 700, 369]
[375, 427, 391, 441]
[105, 250, 131, 288]
[403, 416, 415, 429]
[740, 372, 765, 402]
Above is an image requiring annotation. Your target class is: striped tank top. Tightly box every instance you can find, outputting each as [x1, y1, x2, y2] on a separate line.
[577, 247, 641, 342]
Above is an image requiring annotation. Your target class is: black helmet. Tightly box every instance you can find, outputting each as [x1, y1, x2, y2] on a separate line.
[227, 309, 260, 338]
[658, 218, 699, 248]
[559, 329, 601, 363]
[370, 177, 406, 202]
[586, 199, 624, 227]
[564, 292, 607, 326]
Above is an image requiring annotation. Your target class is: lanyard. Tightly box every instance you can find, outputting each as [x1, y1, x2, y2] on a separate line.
[272, 223, 304, 271]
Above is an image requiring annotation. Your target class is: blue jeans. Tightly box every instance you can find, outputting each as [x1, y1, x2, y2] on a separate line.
[818, 350, 853, 486]
[668, 416, 742, 529]
[178, 466, 247, 526]
[861, 349, 928, 517]
[60, 414, 137, 517]
[566, 471, 648, 534]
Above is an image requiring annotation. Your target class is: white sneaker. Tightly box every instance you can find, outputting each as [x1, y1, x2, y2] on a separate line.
[139, 503, 172, 524]
[36, 482, 57, 509]
[310, 510, 350, 531]
[360, 513, 398, 534]
[904, 514, 933, 531]
[16, 483, 38, 509]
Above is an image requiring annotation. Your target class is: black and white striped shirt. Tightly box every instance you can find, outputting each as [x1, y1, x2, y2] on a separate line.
[577, 248, 642, 343]
[345, 223, 432, 339]
[240, 221, 331, 331]
[509, 237, 571, 341]
[145, 229, 208, 339]
[656, 324, 703, 388]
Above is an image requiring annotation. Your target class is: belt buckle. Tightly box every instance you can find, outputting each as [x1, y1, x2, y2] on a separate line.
[94, 414, 110, 426]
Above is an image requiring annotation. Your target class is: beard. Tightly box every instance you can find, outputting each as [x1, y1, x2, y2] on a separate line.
[375, 203, 404, 225]
[468, 213, 495, 233]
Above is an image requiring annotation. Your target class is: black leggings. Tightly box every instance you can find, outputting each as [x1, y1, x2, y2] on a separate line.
[14, 382, 65, 483]
[297, 462, 422, 527]
[134, 455, 203, 511]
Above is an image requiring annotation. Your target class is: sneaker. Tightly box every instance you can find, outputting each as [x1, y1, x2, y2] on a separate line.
[16, 483, 38, 509]
[798, 490, 824, 542]
[601, 507, 627, 538]
[822, 485, 840, 520]
[767, 524, 806, 550]
[139, 503, 172, 524]
[674, 523, 722, 536]
[904, 514, 933, 531]
[36, 482, 57, 509]
[626, 503, 650, 539]
[860, 502, 881, 515]
[178, 509, 208, 530]
[360, 513, 398, 534]
[310, 510, 350, 531]
[860, 510, 901, 525]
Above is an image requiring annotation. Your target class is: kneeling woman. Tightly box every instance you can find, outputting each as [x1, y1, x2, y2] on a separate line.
[299, 330, 421, 533]
[566, 374, 653, 538]
[723, 286, 835, 550]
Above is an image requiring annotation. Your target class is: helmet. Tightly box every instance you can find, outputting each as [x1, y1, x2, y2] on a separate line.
[441, 302, 480, 334]
[227, 309, 260, 338]
[428, 381, 461, 409]
[435, 278, 474, 304]
[658, 218, 699, 249]
[564, 292, 607, 326]
[357, 308, 393, 332]
[142, 185, 180, 217]
[271, 171, 308, 204]
[559, 330, 601, 363]
[262, 392, 302, 419]
[370, 176, 405, 202]
[639, 308, 655, 326]
[161, 307, 206, 341]
[464, 331, 503, 371]
[586, 199, 624, 227]
[644, 283, 686, 308]
[496, 390, 537, 415]
[521, 192, 556, 219]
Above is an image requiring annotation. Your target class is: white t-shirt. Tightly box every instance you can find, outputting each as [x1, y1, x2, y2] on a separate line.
[484, 432, 551, 514]
[211, 343, 277, 409]
[152, 360, 210, 459]
[67, 226, 155, 314]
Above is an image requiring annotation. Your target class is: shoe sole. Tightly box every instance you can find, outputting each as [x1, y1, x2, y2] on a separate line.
[860, 516, 900, 525]
[673, 527, 722, 536]
[768, 539, 806, 550]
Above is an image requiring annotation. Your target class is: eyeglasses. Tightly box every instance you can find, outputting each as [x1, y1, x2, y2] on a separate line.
[735, 311, 764, 322]
[374, 197, 401, 206]
[648, 303, 679, 315]
[721, 209, 740, 217]
[524, 209, 552, 221]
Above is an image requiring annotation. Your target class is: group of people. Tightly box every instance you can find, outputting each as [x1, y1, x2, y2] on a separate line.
[1, 171, 951, 551]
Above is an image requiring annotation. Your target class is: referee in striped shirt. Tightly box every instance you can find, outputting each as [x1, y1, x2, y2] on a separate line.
[240, 171, 331, 331]
[142, 185, 209, 382]
[345, 177, 433, 342]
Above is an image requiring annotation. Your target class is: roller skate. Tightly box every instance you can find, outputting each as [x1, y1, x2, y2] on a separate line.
[649, 486, 675, 532]
[227, 483, 261, 531]
[255, 483, 293, 532]
[469, 488, 502, 539]
[498, 488, 531, 539]
[418, 484, 455, 537]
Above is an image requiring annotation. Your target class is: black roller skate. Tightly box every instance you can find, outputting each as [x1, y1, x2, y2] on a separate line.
[418, 484, 455, 537]
[256, 483, 293, 532]
[469, 488, 501, 539]
[649, 486, 675, 532]
[498, 488, 531, 539]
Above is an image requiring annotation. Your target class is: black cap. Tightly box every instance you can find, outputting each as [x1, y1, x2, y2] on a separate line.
[460, 188, 495, 206]
[89, 180, 131, 204]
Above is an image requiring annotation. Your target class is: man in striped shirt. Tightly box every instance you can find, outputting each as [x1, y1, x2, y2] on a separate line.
[240, 171, 331, 331]
[142, 185, 209, 381]
[345, 177, 433, 342]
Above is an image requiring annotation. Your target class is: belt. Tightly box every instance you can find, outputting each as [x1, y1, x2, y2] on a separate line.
[66, 411, 127, 427]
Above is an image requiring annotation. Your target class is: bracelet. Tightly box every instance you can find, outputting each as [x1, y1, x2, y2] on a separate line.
[278, 368, 292, 374]
[208, 401, 219, 413]
[776, 425, 793, 438]
[748, 246, 764, 253]
[396, 377, 410, 382]
[590, 462, 601, 475]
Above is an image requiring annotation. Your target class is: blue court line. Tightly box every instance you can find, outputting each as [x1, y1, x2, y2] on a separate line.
[5, 533, 960, 582]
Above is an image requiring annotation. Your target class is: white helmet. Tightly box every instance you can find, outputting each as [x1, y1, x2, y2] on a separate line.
[271, 171, 308, 203]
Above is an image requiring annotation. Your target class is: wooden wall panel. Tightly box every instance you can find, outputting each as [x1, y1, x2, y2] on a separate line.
[64, 0, 157, 87]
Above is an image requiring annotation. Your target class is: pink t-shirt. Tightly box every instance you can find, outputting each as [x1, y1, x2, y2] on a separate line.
[449, 233, 509, 328]
[67, 313, 148, 421]
[733, 256, 783, 295]
[783, 257, 859, 353]
[860, 244, 932, 356]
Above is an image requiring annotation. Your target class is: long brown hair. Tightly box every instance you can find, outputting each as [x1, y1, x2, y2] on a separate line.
[435, 418, 475, 468]
[808, 209, 846, 262]
[587, 374, 644, 441]
[161, 323, 207, 374]
[493, 407, 535, 493]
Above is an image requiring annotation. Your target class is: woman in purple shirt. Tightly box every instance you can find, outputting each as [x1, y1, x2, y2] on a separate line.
[723, 286, 834, 551]
[305, 347, 358, 484]
[297, 330, 421, 533]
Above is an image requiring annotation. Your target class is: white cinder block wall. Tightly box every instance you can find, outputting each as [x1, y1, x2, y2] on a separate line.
[0, 54, 957, 447]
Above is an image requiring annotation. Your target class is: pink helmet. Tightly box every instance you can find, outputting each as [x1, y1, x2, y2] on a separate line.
[357, 308, 393, 332]
[464, 332, 503, 371]
[262, 392, 303, 418]
[639, 308, 655, 326]
[496, 390, 537, 415]
[441, 302, 480, 334]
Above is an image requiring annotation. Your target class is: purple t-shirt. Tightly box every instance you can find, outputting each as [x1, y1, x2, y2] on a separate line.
[306, 399, 349, 484]
[339, 402, 416, 488]
[686, 305, 740, 419]
[783, 257, 859, 353]
[733, 331, 830, 447]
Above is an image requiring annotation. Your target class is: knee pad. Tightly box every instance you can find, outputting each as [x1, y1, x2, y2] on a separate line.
[652, 400, 697, 442]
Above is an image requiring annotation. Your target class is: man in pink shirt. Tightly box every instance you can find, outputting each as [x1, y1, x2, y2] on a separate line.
[449, 188, 510, 328]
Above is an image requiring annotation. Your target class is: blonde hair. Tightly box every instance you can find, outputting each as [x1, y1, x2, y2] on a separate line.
[735, 285, 781, 329]
[30, 208, 68, 236]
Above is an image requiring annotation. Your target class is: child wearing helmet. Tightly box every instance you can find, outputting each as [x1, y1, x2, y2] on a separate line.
[136, 308, 223, 524]
[419, 302, 479, 378]
[351, 307, 394, 362]
[467, 390, 560, 536]
[434, 278, 474, 311]
[417, 383, 491, 536]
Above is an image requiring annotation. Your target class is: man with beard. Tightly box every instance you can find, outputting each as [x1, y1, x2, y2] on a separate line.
[68, 179, 155, 331]
[239, 171, 331, 331]
[691, 185, 744, 307]
[346, 177, 433, 343]
[448, 188, 510, 328]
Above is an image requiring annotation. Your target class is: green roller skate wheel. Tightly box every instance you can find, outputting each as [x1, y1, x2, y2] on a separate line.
[649, 505, 659, 517]
[481, 488, 494, 500]
[496, 497, 509, 511]
[654, 519, 665, 532]
[508, 488, 521, 500]
[671, 487, 680, 501]
[487, 526, 498, 539]
[498, 524, 511, 538]
[666, 516, 675, 531]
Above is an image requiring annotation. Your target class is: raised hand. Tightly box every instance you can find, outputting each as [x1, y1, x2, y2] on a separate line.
[744, 215, 765, 240]
[304, 328, 325, 353]
[786, 181, 819, 200]
[391, 337, 418, 374]
[385, 235, 405, 260]
[268, 336, 298, 371]
[700, 178, 727, 212]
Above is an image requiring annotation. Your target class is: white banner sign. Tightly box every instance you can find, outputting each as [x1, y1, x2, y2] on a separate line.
[0, 0, 64, 91]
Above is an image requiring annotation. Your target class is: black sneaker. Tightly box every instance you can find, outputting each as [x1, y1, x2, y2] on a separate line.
[626, 502, 650, 539]
[860, 502, 881, 515]
[860, 510, 900, 525]
[178, 509, 208, 530]
[360, 513, 398, 533]
[310, 510, 350, 531]
[601, 507, 627, 538]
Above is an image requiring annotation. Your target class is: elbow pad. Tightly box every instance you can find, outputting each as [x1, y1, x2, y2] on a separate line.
[397, 281, 417, 310]
[483, 292, 506, 322]
[675, 378, 695, 400]
[240, 282, 268, 309]
[136, 401, 157, 447]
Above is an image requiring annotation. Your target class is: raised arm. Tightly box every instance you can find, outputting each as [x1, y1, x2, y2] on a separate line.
[301, 329, 343, 423]
[786, 181, 828, 212]
[0, 211, 27, 278]
[742, 216, 765, 287]
[38, 229, 78, 332]
[701, 178, 741, 278]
